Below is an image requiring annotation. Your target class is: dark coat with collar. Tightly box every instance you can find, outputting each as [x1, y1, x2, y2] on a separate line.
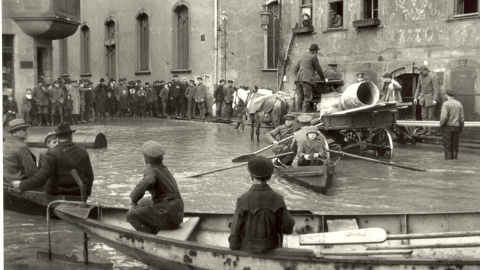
[19, 140, 94, 196]
[229, 184, 295, 253]
[293, 51, 325, 86]
[3, 136, 37, 187]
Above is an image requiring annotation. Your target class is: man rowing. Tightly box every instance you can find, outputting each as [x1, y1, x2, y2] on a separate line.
[265, 113, 300, 166]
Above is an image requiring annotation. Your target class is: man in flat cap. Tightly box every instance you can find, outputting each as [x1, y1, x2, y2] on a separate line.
[229, 156, 295, 253]
[265, 113, 300, 166]
[223, 80, 236, 121]
[126, 140, 184, 234]
[440, 89, 464, 160]
[12, 123, 94, 197]
[294, 44, 326, 113]
[213, 79, 225, 120]
[414, 66, 440, 136]
[329, 9, 343, 28]
[95, 78, 108, 117]
[194, 77, 208, 119]
[3, 119, 37, 187]
[170, 75, 183, 117]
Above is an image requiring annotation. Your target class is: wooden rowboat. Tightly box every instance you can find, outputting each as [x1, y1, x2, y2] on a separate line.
[4, 187, 84, 215]
[54, 204, 480, 270]
[274, 156, 340, 194]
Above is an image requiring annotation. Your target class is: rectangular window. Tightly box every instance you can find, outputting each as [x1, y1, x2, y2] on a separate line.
[138, 14, 149, 71]
[266, 3, 280, 69]
[300, 0, 313, 27]
[329, 1, 344, 28]
[364, 0, 378, 19]
[59, 38, 68, 76]
[176, 6, 189, 69]
[456, 0, 479, 15]
[2, 35, 14, 96]
[80, 26, 91, 74]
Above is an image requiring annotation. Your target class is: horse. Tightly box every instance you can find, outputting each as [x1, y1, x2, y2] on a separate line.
[233, 86, 290, 142]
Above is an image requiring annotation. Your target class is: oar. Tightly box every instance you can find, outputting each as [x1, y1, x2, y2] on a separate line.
[299, 228, 387, 245]
[327, 149, 426, 172]
[188, 152, 294, 178]
[232, 121, 323, 163]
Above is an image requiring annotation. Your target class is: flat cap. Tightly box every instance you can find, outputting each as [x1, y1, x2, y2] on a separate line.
[283, 113, 295, 120]
[419, 65, 429, 71]
[142, 140, 165, 163]
[297, 114, 313, 124]
[445, 89, 456, 96]
[247, 156, 274, 178]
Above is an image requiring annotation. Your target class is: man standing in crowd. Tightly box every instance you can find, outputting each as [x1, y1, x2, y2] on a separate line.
[170, 75, 182, 117]
[32, 80, 50, 126]
[223, 80, 236, 121]
[181, 78, 189, 117]
[50, 80, 65, 125]
[214, 79, 225, 120]
[95, 78, 108, 117]
[414, 65, 440, 136]
[3, 119, 37, 188]
[185, 79, 196, 119]
[440, 89, 465, 160]
[195, 76, 207, 119]
[265, 113, 299, 166]
[293, 44, 325, 113]
[12, 123, 94, 196]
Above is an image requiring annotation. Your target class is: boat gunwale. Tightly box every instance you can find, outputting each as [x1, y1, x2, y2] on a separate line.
[54, 205, 480, 266]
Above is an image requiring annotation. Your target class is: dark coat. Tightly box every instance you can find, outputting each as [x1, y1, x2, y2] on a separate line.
[293, 51, 325, 86]
[3, 136, 37, 187]
[297, 138, 326, 159]
[128, 164, 184, 230]
[32, 86, 50, 107]
[138, 95, 147, 107]
[194, 83, 207, 101]
[170, 81, 182, 98]
[64, 99, 73, 110]
[95, 83, 108, 113]
[223, 86, 236, 103]
[105, 96, 115, 112]
[214, 85, 224, 102]
[229, 184, 295, 253]
[19, 140, 94, 196]
[414, 73, 440, 107]
[118, 94, 129, 110]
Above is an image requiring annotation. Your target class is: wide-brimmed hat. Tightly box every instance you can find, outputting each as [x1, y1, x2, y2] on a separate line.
[44, 131, 57, 145]
[8, 118, 30, 133]
[297, 114, 313, 124]
[54, 122, 76, 135]
[247, 156, 274, 178]
[309, 44, 320, 51]
[283, 113, 295, 120]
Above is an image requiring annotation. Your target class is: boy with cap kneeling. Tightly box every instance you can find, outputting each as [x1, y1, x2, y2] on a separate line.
[126, 141, 184, 234]
[229, 156, 295, 253]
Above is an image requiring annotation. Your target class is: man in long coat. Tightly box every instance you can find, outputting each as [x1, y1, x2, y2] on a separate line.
[67, 80, 81, 123]
[414, 65, 440, 136]
[223, 80, 236, 121]
[32, 81, 50, 125]
[194, 77, 208, 119]
[95, 78, 108, 116]
[213, 79, 225, 119]
[293, 44, 325, 113]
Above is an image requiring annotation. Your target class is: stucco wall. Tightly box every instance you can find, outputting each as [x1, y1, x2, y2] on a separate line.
[55, 0, 215, 90]
[280, 0, 480, 119]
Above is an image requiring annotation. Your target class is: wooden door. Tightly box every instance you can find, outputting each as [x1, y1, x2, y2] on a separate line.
[451, 67, 476, 121]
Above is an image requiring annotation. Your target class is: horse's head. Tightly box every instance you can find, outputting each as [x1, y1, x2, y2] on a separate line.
[233, 86, 250, 107]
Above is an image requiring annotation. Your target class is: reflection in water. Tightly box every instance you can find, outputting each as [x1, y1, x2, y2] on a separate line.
[4, 118, 480, 269]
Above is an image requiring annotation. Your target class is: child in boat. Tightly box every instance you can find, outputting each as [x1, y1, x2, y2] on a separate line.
[126, 140, 184, 234]
[229, 156, 295, 253]
[38, 132, 58, 169]
[297, 126, 326, 167]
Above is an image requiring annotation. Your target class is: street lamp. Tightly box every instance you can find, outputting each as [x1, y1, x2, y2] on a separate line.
[259, 10, 272, 32]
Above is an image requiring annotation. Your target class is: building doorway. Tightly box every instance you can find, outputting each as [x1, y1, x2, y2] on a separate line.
[395, 73, 421, 120]
[3, 35, 14, 97]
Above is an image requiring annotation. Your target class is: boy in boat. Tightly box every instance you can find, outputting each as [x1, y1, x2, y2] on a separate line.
[38, 132, 58, 169]
[126, 141, 184, 234]
[297, 126, 326, 166]
[229, 156, 295, 253]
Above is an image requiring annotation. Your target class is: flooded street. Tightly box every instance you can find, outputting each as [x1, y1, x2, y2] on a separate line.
[4, 118, 480, 269]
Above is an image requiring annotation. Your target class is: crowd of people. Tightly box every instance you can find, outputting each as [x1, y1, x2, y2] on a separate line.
[3, 74, 239, 127]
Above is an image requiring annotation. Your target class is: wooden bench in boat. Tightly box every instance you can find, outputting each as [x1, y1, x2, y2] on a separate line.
[156, 217, 200, 241]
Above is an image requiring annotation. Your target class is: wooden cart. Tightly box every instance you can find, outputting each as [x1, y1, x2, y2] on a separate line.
[319, 103, 404, 159]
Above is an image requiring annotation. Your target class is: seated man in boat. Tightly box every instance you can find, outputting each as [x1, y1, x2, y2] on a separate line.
[11, 123, 94, 196]
[265, 113, 299, 166]
[3, 119, 37, 188]
[297, 127, 326, 166]
[229, 156, 295, 253]
[126, 140, 184, 234]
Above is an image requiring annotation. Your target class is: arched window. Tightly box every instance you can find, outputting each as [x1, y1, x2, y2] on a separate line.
[174, 4, 189, 70]
[264, 1, 279, 69]
[80, 25, 91, 74]
[104, 19, 116, 79]
[137, 12, 150, 72]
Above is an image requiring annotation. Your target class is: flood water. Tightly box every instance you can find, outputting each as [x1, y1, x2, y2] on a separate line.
[4, 118, 480, 269]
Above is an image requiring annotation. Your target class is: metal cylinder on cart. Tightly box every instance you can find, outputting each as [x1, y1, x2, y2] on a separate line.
[320, 81, 380, 116]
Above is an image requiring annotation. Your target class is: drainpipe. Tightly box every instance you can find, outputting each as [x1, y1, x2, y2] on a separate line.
[214, 0, 218, 85]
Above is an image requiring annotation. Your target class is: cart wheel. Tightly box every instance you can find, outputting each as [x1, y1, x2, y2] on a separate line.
[373, 129, 394, 159]
[339, 130, 361, 152]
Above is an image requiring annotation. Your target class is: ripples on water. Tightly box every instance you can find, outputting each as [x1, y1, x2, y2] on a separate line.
[5, 118, 480, 269]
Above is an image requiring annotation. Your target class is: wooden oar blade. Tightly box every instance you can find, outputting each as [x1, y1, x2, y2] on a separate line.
[231, 154, 256, 163]
[299, 228, 387, 245]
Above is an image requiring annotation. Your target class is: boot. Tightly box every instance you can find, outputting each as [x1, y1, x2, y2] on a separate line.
[445, 150, 452, 160]
[452, 150, 458, 160]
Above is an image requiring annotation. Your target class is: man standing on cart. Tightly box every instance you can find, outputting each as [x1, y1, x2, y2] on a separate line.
[414, 65, 440, 136]
[293, 44, 325, 113]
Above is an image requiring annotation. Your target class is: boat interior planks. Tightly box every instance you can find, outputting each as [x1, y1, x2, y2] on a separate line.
[54, 205, 480, 269]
